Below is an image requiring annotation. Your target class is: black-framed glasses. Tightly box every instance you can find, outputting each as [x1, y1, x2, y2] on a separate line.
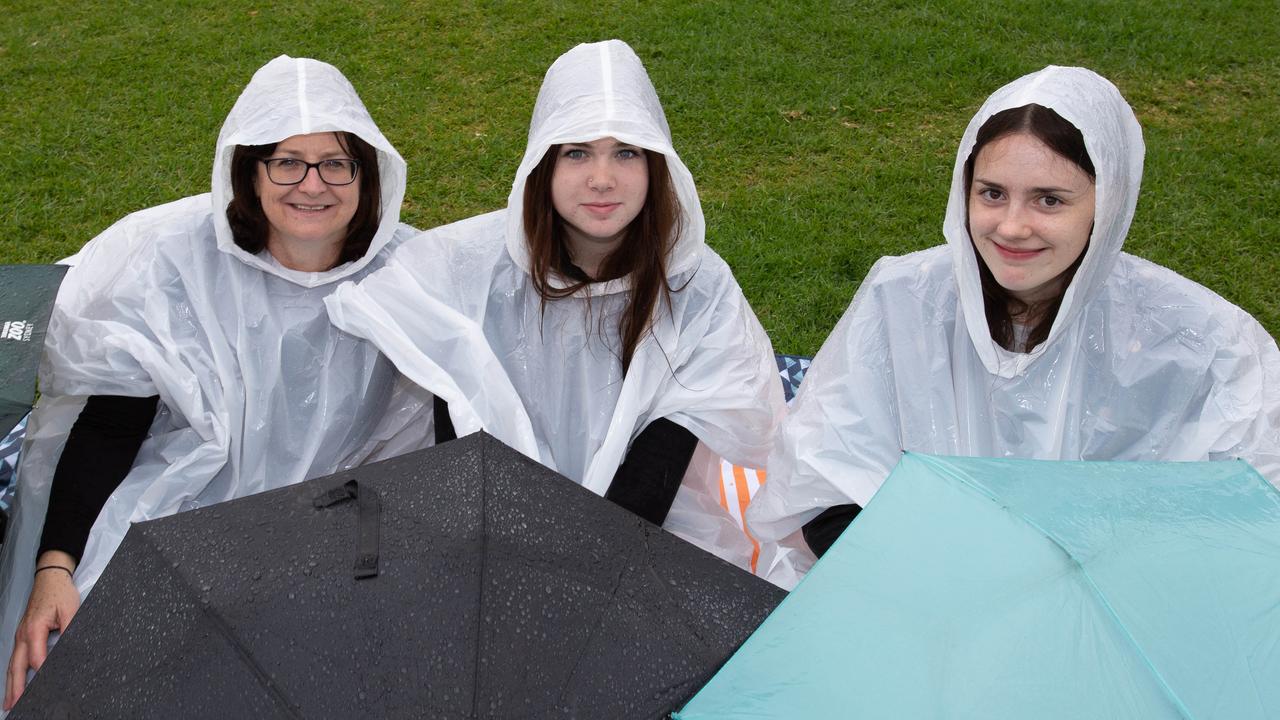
[259, 157, 360, 186]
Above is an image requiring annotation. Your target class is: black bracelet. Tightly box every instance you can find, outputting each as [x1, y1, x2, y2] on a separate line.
[34, 565, 74, 577]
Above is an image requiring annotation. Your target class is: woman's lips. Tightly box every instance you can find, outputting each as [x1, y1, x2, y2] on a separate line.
[993, 241, 1045, 261]
[582, 202, 620, 217]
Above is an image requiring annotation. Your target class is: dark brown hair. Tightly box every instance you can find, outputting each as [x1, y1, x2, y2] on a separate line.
[963, 103, 1096, 352]
[522, 145, 683, 373]
[226, 131, 382, 267]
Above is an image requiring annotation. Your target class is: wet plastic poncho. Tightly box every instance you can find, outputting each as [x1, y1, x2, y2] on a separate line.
[328, 40, 783, 569]
[0, 55, 417, 664]
[748, 66, 1280, 586]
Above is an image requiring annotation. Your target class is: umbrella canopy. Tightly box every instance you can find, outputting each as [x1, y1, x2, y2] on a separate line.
[12, 432, 784, 719]
[677, 453, 1280, 719]
[0, 264, 67, 439]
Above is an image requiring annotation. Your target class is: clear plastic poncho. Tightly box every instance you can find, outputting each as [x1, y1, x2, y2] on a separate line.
[747, 65, 1280, 587]
[0, 55, 418, 665]
[327, 40, 784, 569]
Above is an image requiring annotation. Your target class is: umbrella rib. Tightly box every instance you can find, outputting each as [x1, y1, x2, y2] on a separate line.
[551, 537, 635, 709]
[1070, 564, 1197, 720]
[639, 525, 714, 651]
[471, 437, 490, 719]
[138, 529, 306, 719]
[916, 454, 1198, 720]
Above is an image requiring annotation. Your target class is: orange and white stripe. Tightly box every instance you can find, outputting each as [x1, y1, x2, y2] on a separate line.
[718, 460, 767, 573]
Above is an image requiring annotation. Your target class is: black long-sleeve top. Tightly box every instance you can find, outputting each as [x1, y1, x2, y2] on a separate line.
[801, 503, 862, 558]
[38, 394, 159, 561]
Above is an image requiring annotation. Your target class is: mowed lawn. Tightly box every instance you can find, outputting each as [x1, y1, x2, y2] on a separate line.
[1, 0, 1276, 354]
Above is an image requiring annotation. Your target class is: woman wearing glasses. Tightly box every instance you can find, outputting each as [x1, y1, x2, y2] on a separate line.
[1, 55, 416, 707]
[328, 40, 783, 567]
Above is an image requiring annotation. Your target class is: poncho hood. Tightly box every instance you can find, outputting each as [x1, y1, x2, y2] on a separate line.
[943, 65, 1145, 377]
[211, 55, 408, 287]
[503, 39, 706, 295]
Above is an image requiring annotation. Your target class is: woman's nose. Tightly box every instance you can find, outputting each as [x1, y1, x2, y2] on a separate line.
[587, 159, 615, 191]
[996, 203, 1033, 238]
[297, 165, 328, 193]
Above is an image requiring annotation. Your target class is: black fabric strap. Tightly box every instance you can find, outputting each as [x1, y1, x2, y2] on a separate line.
[433, 394, 457, 444]
[313, 479, 381, 579]
[353, 482, 381, 579]
[802, 503, 862, 558]
[605, 417, 698, 526]
[39, 394, 160, 561]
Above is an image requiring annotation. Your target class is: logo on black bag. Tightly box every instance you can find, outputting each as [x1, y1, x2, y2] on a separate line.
[1, 321, 34, 342]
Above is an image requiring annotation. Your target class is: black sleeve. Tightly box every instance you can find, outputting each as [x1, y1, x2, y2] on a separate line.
[433, 394, 457, 444]
[605, 417, 698, 526]
[801, 503, 862, 558]
[38, 394, 159, 562]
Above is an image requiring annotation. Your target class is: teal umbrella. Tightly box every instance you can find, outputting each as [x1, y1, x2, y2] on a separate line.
[676, 453, 1280, 719]
[0, 264, 66, 438]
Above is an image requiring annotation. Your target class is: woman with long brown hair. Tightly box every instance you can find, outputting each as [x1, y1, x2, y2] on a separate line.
[748, 66, 1280, 587]
[329, 40, 783, 569]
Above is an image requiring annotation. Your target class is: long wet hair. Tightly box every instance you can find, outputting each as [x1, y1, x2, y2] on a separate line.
[522, 145, 683, 373]
[226, 131, 382, 267]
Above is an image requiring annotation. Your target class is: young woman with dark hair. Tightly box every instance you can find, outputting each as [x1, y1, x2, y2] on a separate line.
[522, 144, 681, 373]
[0, 56, 417, 707]
[964, 103, 1095, 353]
[748, 66, 1280, 588]
[329, 40, 783, 570]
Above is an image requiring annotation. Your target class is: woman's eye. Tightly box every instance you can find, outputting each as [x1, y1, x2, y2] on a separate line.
[319, 159, 348, 171]
[562, 148, 587, 160]
[275, 158, 302, 169]
[978, 188, 1003, 201]
[1040, 195, 1062, 208]
[616, 148, 644, 160]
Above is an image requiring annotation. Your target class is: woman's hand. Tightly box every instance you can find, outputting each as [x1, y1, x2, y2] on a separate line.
[3, 550, 80, 710]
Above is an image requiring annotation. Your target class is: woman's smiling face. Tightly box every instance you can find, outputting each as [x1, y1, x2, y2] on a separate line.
[255, 132, 360, 260]
[968, 132, 1096, 308]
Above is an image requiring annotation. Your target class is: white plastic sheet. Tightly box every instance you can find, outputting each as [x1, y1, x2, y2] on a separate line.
[748, 66, 1280, 587]
[0, 56, 417, 667]
[328, 40, 784, 570]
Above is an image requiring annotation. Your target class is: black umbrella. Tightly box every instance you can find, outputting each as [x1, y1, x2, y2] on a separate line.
[0, 264, 67, 440]
[12, 432, 785, 719]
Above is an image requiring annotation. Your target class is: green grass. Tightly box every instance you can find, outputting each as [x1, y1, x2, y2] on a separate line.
[1, 0, 1276, 354]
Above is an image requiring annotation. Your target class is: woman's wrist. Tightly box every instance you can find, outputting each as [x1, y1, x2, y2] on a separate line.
[34, 549, 77, 576]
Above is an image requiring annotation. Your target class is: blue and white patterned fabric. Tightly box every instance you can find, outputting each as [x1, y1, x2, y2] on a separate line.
[0, 414, 26, 521]
[775, 354, 811, 405]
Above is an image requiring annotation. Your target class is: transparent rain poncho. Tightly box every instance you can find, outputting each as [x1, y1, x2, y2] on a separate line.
[0, 56, 418, 664]
[328, 40, 784, 569]
[748, 66, 1280, 587]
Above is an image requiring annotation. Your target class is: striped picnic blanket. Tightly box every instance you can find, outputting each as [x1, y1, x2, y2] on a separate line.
[717, 353, 810, 572]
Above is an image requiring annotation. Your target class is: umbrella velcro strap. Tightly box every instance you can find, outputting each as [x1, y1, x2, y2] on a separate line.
[312, 479, 382, 580]
[354, 484, 381, 579]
